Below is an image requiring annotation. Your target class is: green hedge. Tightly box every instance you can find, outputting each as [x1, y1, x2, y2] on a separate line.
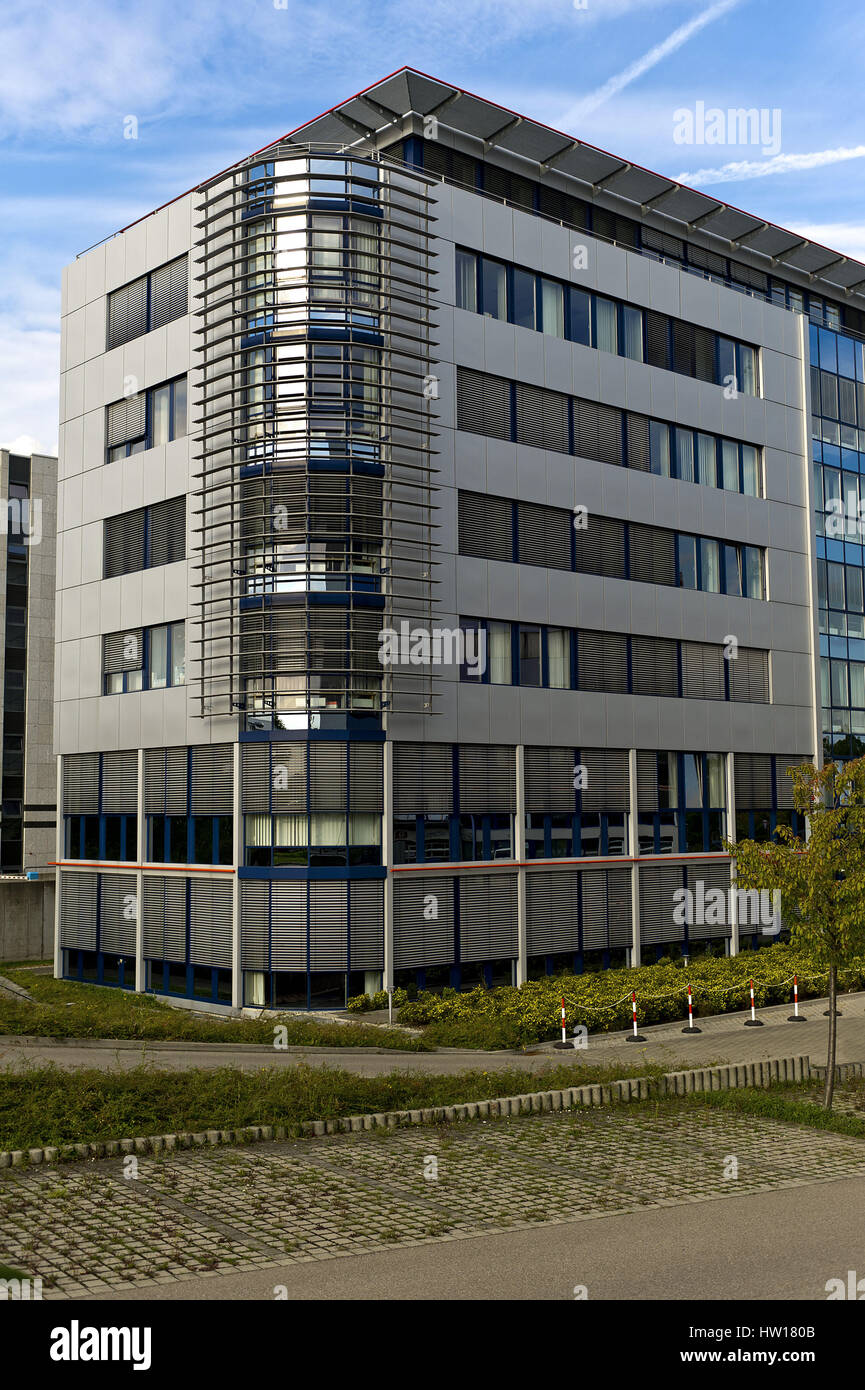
[388, 945, 865, 1048]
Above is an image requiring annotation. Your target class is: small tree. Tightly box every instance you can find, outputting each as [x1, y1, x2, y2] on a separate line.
[725, 757, 865, 1109]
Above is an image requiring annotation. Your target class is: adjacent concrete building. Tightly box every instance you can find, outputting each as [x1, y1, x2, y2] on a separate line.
[55, 70, 857, 1008]
[0, 448, 57, 959]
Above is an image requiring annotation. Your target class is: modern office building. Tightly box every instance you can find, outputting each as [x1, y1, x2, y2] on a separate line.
[0, 448, 57, 959]
[56, 68, 860, 1009]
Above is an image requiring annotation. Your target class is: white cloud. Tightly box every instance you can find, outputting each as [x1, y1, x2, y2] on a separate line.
[675, 145, 865, 186]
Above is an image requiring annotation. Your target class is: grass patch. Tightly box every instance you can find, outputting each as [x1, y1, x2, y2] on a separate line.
[686, 1079, 865, 1139]
[0, 968, 428, 1051]
[0, 1059, 668, 1150]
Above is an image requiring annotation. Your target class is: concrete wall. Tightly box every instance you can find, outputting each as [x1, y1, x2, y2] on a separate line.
[0, 879, 55, 961]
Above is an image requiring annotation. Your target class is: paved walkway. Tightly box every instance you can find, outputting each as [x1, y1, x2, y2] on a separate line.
[4, 1096, 865, 1300]
[1, 990, 863, 1076]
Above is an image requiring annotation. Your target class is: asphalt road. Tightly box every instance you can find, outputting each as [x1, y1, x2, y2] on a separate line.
[93, 1172, 865, 1301]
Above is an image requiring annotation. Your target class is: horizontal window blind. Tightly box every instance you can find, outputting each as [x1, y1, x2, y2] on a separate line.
[190, 745, 233, 815]
[573, 515, 626, 578]
[636, 750, 659, 812]
[60, 871, 98, 950]
[104, 508, 145, 579]
[103, 630, 144, 675]
[101, 750, 138, 815]
[142, 875, 187, 962]
[681, 642, 726, 701]
[148, 496, 186, 568]
[458, 744, 516, 813]
[631, 635, 679, 698]
[684, 860, 733, 939]
[144, 747, 188, 816]
[62, 753, 100, 815]
[728, 647, 769, 704]
[241, 880, 269, 971]
[646, 310, 671, 370]
[309, 881, 348, 970]
[106, 393, 146, 448]
[393, 876, 455, 970]
[456, 367, 511, 440]
[734, 753, 773, 809]
[581, 868, 632, 949]
[775, 755, 808, 809]
[270, 882, 307, 971]
[394, 742, 453, 813]
[349, 743, 384, 812]
[106, 276, 148, 351]
[189, 878, 232, 969]
[626, 413, 651, 472]
[526, 870, 579, 955]
[99, 872, 137, 955]
[459, 873, 518, 962]
[349, 881, 384, 970]
[517, 500, 571, 570]
[580, 748, 630, 812]
[577, 630, 628, 694]
[628, 523, 676, 587]
[574, 399, 623, 467]
[524, 747, 577, 814]
[639, 863, 685, 946]
[149, 256, 188, 332]
[458, 490, 513, 562]
[310, 742, 347, 810]
[515, 383, 569, 453]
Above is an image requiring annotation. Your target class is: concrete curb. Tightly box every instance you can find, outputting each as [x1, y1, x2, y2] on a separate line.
[0, 1053, 822, 1169]
[0, 1035, 423, 1056]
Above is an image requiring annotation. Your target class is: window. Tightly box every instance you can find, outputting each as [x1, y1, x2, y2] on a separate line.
[103, 622, 185, 694]
[107, 375, 187, 461]
[512, 269, 536, 330]
[518, 626, 541, 686]
[595, 297, 617, 354]
[103, 497, 185, 577]
[547, 628, 570, 688]
[481, 258, 507, 319]
[621, 305, 643, 362]
[106, 256, 188, 351]
[540, 279, 565, 337]
[455, 249, 477, 312]
[650, 421, 671, 477]
[678, 535, 698, 589]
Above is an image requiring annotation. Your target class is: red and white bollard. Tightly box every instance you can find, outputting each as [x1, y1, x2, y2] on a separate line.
[554, 995, 572, 1049]
[626, 990, 646, 1043]
[744, 977, 764, 1027]
[681, 983, 701, 1034]
[788, 973, 807, 1023]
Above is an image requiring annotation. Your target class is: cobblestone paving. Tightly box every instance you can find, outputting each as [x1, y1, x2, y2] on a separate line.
[3, 1102, 865, 1299]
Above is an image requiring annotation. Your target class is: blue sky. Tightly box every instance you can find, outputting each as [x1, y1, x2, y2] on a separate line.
[3, 0, 864, 454]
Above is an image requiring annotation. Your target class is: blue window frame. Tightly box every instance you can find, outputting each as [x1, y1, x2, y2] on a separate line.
[103, 621, 185, 695]
[107, 377, 187, 462]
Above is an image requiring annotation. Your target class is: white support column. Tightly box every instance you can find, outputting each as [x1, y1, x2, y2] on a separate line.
[231, 740, 242, 1008]
[135, 748, 145, 991]
[628, 747, 641, 969]
[53, 754, 63, 978]
[382, 738, 394, 991]
[726, 751, 739, 957]
[515, 744, 527, 986]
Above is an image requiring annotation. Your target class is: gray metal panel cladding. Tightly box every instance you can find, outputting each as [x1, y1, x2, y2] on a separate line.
[393, 742, 453, 813]
[458, 873, 518, 962]
[103, 508, 145, 579]
[309, 742, 347, 810]
[524, 746, 577, 813]
[270, 881, 307, 971]
[580, 748, 630, 811]
[515, 382, 569, 453]
[734, 752, 773, 808]
[98, 872, 137, 955]
[309, 880, 348, 970]
[189, 877, 233, 968]
[142, 875, 187, 962]
[349, 743, 384, 812]
[577, 630, 628, 694]
[240, 880, 269, 971]
[729, 647, 769, 704]
[681, 641, 726, 701]
[458, 489, 513, 562]
[684, 858, 733, 939]
[775, 755, 808, 809]
[349, 880, 384, 969]
[517, 501, 572, 571]
[631, 635, 679, 698]
[103, 630, 144, 674]
[639, 862, 685, 945]
[62, 753, 100, 815]
[60, 871, 98, 950]
[101, 750, 139, 814]
[148, 255, 188, 331]
[393, 875, 454, 970]
[190, 744, 234, 815]
[106, 274, 147, 350]
[106, 392, 146, 448]
[628, 523, 676, 587]
[458, 744, 516, 812]
[144, 747, 188, 815]
[457, 366, 511, 439]
[526, 870, 579, 954]
[573, 515, 626, 579]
